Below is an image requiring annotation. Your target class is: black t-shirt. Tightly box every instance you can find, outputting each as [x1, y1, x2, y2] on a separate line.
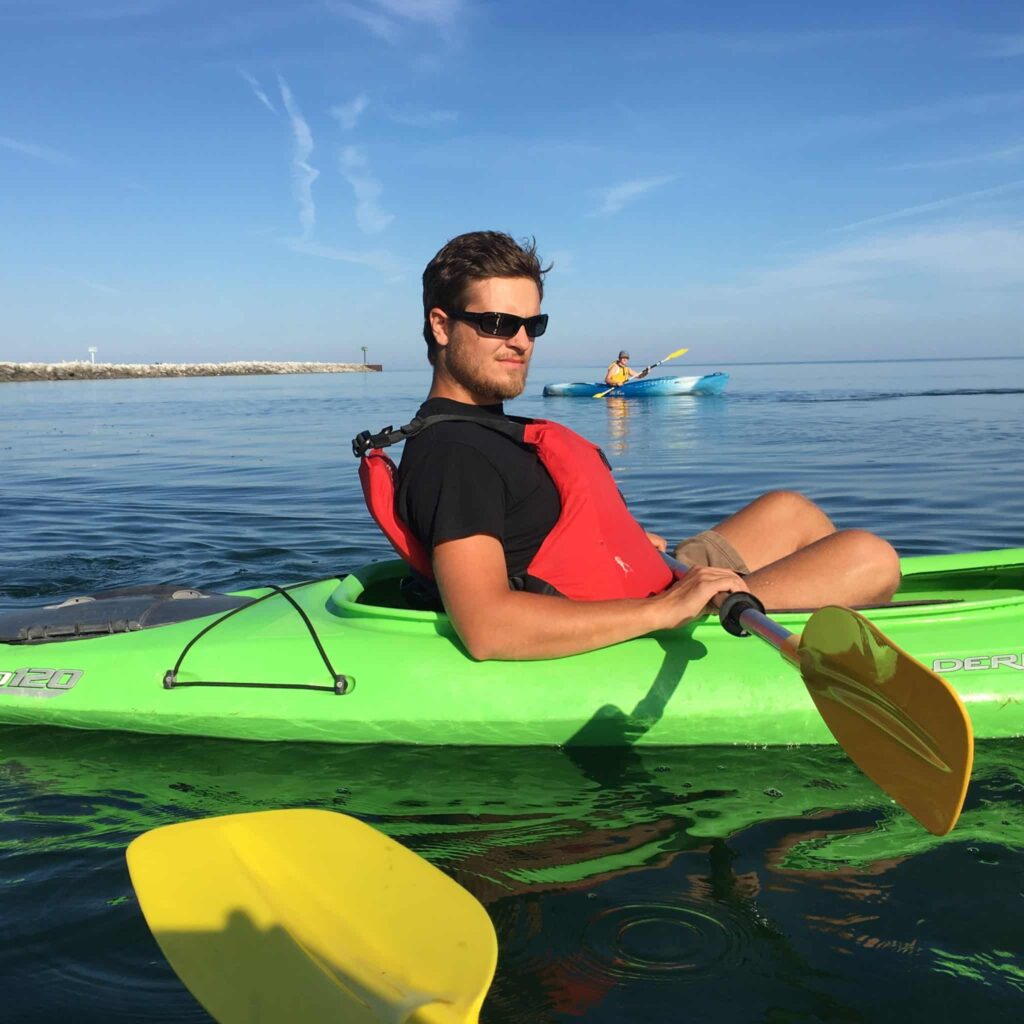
[395, 397, 561, 579]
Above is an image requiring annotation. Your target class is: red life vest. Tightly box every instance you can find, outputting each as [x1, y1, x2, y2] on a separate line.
[353, 415, 674, 601]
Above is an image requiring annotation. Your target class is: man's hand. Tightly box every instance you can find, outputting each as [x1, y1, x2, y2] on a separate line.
[644, 530, 667, 552]
[647, 565, 750, 630]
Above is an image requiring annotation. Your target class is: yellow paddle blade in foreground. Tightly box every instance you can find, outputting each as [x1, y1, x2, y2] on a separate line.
[799, 606, 974, 836]
[127, 809, 497, 1024]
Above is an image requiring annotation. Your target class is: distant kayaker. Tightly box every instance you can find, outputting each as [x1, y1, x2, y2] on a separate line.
[604, 350, 645, 387]
[598, 350, 638, 385]
[357, 231, 901, 660]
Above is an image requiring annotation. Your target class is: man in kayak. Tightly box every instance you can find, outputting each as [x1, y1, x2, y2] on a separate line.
[604, 350, 644, 387]
[365, 230, 901, 661]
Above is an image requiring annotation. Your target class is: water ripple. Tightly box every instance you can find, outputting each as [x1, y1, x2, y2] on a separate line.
[579, 900, 748, 981]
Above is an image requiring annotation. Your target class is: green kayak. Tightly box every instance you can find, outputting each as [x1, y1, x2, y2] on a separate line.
[1, 548, 1022, 747]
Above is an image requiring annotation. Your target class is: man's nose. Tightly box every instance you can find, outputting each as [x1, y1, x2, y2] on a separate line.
[507, 327, 532, 350]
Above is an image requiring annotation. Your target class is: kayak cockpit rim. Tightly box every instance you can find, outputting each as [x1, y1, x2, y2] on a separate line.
[328, 550, 1024, 626]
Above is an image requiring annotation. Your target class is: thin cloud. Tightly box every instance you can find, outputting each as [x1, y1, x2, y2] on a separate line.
[326, 1, 396, 41]
[340, 145, 394, 234]
[816, 91, 1024, 137]
[847, 225, 1024, 283]
[278, 76, 319, 241]
[387, 108, 457, 128]
[679, 224, 1024, 336]
[0, 134, 76, 166]
[892, 143, 1024, 171]
[833, 179, 1024, 233]
[588, 176, 674, 217]
[80, 279, 121, 296]
[184, 7, 315, 50]
[286, 237, 396, 273]
[412, 53, 443, 73]
[663, 28, 908, 56]
[376, 0, 461, 15]
[331, 95, 370, 131]
[326, 0, 463, 43]
[238, 69, 276, 115]
[545, 249, 574, 275]
[980, 34, 1024, 58]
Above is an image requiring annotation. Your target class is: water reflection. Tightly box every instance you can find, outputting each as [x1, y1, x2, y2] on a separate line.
[592, 389, 726, 467]
[605, 398, 630, 455]
[3, 728, 1022, 1020]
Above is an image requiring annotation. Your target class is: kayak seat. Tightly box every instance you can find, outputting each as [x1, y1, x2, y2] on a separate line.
[354, 571, 434, 611]
[0, 585, 254, 644]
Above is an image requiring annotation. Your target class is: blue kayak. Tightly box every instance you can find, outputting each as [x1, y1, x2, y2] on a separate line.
[543, 372, 729, 398]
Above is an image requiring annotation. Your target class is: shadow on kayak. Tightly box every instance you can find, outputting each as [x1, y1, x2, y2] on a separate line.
[561, 633, 707, 748]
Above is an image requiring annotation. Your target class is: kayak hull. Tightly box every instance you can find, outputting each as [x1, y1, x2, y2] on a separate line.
[543, 372, 729, 397]
[1, 548, 1023, 747]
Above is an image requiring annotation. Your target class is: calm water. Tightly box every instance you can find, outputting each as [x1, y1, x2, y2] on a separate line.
[1, 358, 1023, 1021]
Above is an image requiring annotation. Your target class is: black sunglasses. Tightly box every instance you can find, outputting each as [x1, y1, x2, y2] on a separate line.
[445, 309, 549, 339]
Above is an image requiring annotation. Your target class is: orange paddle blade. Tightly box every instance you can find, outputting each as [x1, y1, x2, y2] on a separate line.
[798, 606, 973, 836]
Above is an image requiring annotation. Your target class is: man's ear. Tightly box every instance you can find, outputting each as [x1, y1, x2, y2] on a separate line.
[429, 307, 451, 349]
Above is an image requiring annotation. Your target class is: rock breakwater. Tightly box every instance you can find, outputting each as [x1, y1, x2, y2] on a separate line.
[0, 360, 382, 383]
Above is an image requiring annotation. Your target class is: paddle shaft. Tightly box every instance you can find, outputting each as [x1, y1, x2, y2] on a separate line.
[635, 352, 678, 377]
[726, 603, 800, 664]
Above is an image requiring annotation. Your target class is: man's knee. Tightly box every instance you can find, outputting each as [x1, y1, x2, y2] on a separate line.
[840, 529, 902, 595]
[755, 490, 834, 530]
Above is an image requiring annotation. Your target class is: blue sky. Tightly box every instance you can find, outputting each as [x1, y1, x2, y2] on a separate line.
[2, 1, 1023, 368]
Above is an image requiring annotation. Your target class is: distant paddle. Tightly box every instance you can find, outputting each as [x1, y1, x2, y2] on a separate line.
[127, 809, 497, 1024]
[664, 554, 974, 835]
[593, 346, 689, 398]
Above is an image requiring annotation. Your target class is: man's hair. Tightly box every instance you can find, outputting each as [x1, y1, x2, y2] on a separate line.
[421, 231, 550, 364]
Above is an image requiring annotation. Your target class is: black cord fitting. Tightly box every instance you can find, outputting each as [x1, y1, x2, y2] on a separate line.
[718, 592, 766, 637]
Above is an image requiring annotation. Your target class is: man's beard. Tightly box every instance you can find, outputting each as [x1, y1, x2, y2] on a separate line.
[444, 337, 528, 402]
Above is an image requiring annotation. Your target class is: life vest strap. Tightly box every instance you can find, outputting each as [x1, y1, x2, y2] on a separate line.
[352, 413, 526, 458]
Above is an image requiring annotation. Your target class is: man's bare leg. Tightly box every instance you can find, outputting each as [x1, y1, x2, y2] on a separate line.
[685, 490, 901, 609]
[743, 531, 902, 609]
[697, 490, 836, 570]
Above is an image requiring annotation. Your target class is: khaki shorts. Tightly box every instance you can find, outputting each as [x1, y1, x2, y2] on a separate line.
[673, 529, 750, 574]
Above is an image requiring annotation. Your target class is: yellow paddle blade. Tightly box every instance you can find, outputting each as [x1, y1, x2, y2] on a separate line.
[663, 346, 689, 361]
[798, 607, 973, 836]
[126, 809, 497, 1024]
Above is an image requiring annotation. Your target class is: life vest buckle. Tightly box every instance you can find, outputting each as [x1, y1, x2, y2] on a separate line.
[352, 418, 429, 458]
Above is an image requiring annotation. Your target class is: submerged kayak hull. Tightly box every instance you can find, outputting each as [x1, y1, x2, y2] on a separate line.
[1, 548, 1023, 747]
[543, 372, 729, 397]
